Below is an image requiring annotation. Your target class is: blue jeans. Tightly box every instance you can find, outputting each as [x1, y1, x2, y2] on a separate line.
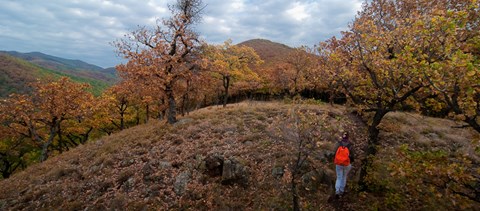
[335, 164, 352, 194]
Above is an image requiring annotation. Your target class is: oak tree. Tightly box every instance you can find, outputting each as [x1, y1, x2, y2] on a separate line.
[0, 77, 94, 162]
[204, 40, 262, 107]
[114, 0, 205, 124]
[328, 0, 440, 188]
[419, 0, 480, 132]
[329, 0, 480, 190]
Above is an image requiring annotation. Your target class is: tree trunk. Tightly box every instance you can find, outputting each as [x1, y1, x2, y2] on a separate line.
[2, 168, 11, 179]
[166, 83, 177, 124]
[223, 75, 230, 108]
[159, 98, 166, 120]
[203, 94, 207, 107]
[120, 109, 125, 130]
[40, 120, 59, 162]
[81, 127, 93, 144]
[465, 116, 480, 134]
[135, 106, 140, 125]
[292, 174, 300, 211]
[329, 91, 334, 106]
[183, 79, 191, 116]
[444, 87, 480, 133]
[181, 93, 187, 116]
[0, 152, 23, 179]
[146, 104, 150, 123]
[359, 109, 388, 190]
[118, 98, 128, 130]
[66, 135, 80, 147]
[0, 157, 12, 179]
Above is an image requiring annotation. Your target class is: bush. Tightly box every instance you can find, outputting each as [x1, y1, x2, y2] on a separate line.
[365, 144, 479, 210]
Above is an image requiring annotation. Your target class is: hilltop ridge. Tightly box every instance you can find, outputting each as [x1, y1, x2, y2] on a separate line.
[0, 101, 366, 210]
[1, 101, 478, 210]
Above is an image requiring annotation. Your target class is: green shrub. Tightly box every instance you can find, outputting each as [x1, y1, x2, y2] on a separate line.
[365, 144, 479, 210]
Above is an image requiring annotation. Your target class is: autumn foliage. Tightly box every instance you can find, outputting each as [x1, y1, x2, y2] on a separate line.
[0, 77, 95, 176]
[113, 0, 206, 124]
[0, 0, 479, 209]
[204, 40, 263, 107]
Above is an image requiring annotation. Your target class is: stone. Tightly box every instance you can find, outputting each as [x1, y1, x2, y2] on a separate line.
[426, 133, 439, 140]
[244, 141, 253, 146]
[120, 159, 135, 167]
[159, 161, 172, 169]
[301, 170, 321, 192]
[301, 169, 335, 192]
[175, 118, 193, 126]
[221, 158, 248, 186]
[204, 154, 224, 177]
[272, 166, 285, 179]
[142, 163, 153, 175]
[174, 171, 191, 196]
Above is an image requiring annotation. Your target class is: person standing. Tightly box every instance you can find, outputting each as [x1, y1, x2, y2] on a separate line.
[333, 132, 354, 197]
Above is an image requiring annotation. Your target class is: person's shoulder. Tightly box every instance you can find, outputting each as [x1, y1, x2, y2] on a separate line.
[340, 140, 352, 147]
[345, 141, 354, 150]
[334, 141, 341, 149]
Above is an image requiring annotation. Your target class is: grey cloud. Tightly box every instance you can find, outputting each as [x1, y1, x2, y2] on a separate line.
[0, 0, 362, 67]
[199, 0, 362, 47]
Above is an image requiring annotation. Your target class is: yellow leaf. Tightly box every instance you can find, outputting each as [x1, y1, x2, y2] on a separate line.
[467, 71, 476, 77]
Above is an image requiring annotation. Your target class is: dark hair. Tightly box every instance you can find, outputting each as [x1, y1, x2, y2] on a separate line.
[341, 132, 349, 142]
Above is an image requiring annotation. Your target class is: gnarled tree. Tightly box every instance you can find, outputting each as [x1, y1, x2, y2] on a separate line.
[0, 77, 94, 162]
[418, 0, 480, 133]
[329, 0, 434, 188]
[114, 0, 205, 124]
[328, 0, 480, 190]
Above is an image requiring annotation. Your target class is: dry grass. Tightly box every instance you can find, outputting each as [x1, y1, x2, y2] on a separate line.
[358, 111, 480, 210]
[0, 101, 477, 210]
[380, 112, 479, 161]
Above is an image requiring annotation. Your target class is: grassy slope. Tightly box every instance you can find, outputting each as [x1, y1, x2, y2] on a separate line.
[0, 101, 478, 210]
[37, 67, 110, 96]
[0, 53, 110, 97]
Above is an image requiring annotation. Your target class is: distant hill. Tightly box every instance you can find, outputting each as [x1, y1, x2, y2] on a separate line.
[1, 51, 117, 83]
[0, 53, 39, 96]
[102, 67, 118, 76]
[0, 52, 115, 97]
[238, 39, 294, 65]
[0, 101, 477, 210]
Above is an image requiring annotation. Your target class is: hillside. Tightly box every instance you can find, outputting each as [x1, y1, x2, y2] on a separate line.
[0, 53, 113, 97]
[0, 101, 478, 210]
[2, 51, 117, 83]
[0, 53, 38, 97]
[238, 39, 294, 65]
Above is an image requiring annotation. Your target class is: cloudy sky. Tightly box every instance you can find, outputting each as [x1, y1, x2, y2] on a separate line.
[0, 0, 363, 68]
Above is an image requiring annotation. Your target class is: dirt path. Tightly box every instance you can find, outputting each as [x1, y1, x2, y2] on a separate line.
[345, 112, 368, 182]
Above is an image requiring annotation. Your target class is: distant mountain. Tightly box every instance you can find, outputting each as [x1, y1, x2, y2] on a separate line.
[102, 67, 118, 76]
[238, 39, 294, 65]
[1, 51, 117, 83]
[0, 52, 115, 97]
[4, 51, 104, 71]
[0, 53, 39, 97]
